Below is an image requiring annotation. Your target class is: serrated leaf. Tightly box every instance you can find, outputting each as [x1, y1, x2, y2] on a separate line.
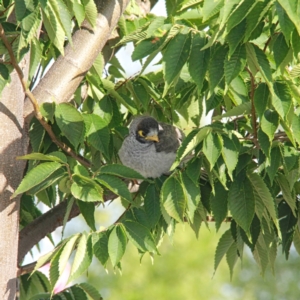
[123, 220, 157, 253]
[202, 132, 222, 170]
[226, 242, 238, 280]
[276, 2, 295, 42]
[247, 172, 277, 223]
[272, 81, 292, 120]
[209, 45, 228, 92]
[77, 201, 96, 231]
[214, 229, 234, 272]
[97, 174, 132, 203]
[282, 146, 299, 172]
[17, 152, 67, 164]
[108, 225, 127, 267]
[58, 234, 80, 282]
[276, 173, 297, 216]
[226, 19, 246, 57]
[71, 175, 103, 202]
[55, 103, 85, 148]
[171, 127, 210, 170]
[161, 175, 186, 222]
[222, 134, 240, 180]
[83, 114, 110, 156]
[273, 33, 289, 68]
[213, 102, 251, 120]
[246, 43, 272, 86]
[163, 28, 192, 94]
[210, 181, 228, 231]
[68, 285, 88, 300]
[82, 0, 97, 27]
[181, 173, 201, 222]
[257, 129, 271, 159]
[93, 231, 109, 266]
[144, 184, 161, 228]
[188, 31, 207, 91]
[277, 0, 300, 36]
[224, 44, 246, 85]
[100, 164, 145, 180]
[266, 146, 282, 184]
[202, 0, 224, 22]
[261, 109, 279, 141]
[78, 282, 103, 300]
[68, 233, 93, 283]
[278, 201, 297, 259]
[228, 175, 255, 232]
[13, 162, 63, 197]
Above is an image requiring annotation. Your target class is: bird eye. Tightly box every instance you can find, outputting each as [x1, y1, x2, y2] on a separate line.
[138, 130, 145, 137]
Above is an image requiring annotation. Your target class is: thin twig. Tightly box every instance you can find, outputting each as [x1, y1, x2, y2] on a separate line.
[0, 24, 91, 168]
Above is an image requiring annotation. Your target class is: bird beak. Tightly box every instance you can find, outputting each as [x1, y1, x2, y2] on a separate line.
[145, 135, 159, 142]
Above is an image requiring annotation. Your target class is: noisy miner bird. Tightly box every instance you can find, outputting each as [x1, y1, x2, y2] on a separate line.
[118, 116, 184, 178]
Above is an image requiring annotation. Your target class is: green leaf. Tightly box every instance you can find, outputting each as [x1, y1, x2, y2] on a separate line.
[257, 129, 271, 159]
[266, 146, 282, 184]
[273, 33, 289, 68]
[224, 44, 246, 85]
[188, 31, 207, 91]
[71, 174, 103, 202]
[13, 162, 63, 197]
[161, 175, 186, 222]
[68, 233, 93, 283]
[276, 173, 297, 216]
[202, 0, 224, 22]
[78, 282, 103, 300]
[228, 175, 255, 232]
[144, 184, 161, 228]
[123, 220, 157, 253]
[202, 132, 222, 170]
[272, 81, 292, 120]
[277, 0, 300, 36]
[214, 229, 234, 272]
[253, 83, 270, 119]
[82, 0, 97, 27]
[226, 242, 238, 280]
[226, 0, 256, 33]
[55, 103, 85, 148]
[77, 201, 96, 231]
[246, 43, 272, 86]
[282, 146, 299, 172]
[17, 152, 67, 164]
[108, 225, 127, 267]
[93, 231, 109, 266]
[171, 127, 210, 170]
[213, 102, 251, 120]
[247, 172, 277, 223]
[261, 109, 279, 141]
[210, 181, 228, 231]
[221, 134, 240, 180]
[83, 114, 110, 156]
[276, 2, 295, 42]
[163, 28, 192, 94]
[41, 4, 65, 54]
[226, 19, 246, 57]
[181, 173, 201, 222]
[29, 37, 42, 81]
[100, 164, 145, 180]
[58, 234, 80, 282]
[97, 174, 132, 203]
[209, 45, 228, 92]
[278, 201, 297, 259]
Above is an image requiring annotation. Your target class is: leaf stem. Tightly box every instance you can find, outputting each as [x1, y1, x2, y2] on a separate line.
[0, 24, 91, 168]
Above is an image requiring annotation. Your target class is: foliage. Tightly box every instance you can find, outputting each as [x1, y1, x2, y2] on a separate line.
[2, 0, 300, 298]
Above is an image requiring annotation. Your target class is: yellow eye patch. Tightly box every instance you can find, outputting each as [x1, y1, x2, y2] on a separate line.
[138, 130, 145, 137]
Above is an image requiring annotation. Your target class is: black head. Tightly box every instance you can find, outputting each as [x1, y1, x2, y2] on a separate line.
[135, 117, 160, 144]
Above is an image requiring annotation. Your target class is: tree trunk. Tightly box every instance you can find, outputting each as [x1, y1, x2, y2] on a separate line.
[0, 66, 27, 299]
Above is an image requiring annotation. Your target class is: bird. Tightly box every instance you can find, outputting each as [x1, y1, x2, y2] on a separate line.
[118, 116, 184, 178]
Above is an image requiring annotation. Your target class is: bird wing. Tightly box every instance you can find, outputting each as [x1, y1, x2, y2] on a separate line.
[155, 122, 184, 153]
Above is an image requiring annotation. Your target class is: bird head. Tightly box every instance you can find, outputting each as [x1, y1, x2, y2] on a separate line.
[135, 117, 160, 144]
